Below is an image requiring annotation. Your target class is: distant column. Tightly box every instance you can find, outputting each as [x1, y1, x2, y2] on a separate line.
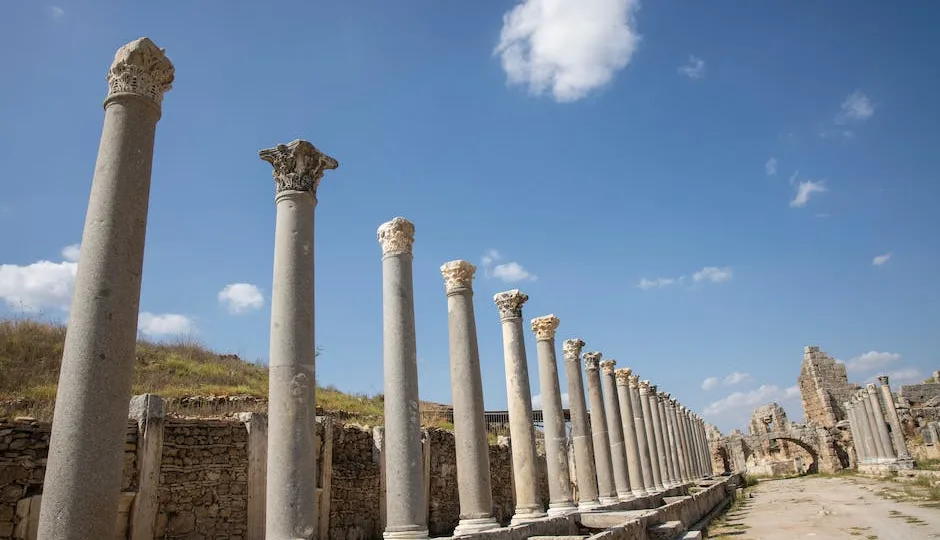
[877, 376, 911, 460]
[37, 38, 175, 540]
[441, 261, 499, 535]
[562, 339, 600, 510]
[652, 390, 675, 487]
[667, 399, 689, 483]
[639, 381, 665, 490]
[615, 369, 648, 497]
[682, 409, 699, 478]
[531, 315, 576, 515]
[696, 416, 711, 475]
[659, 393, 680, 487]
[599, 360, 632, 500]
[647, 385, 670, 487]
[859, 389, 886, 460]
[494, 289, 546, 523]
[854, 394, 877, 461]
[583, 352, 618, 504]
[629, 375, 655, 492]
[845, 402, 867, 463]
[866, 383, 895, 460]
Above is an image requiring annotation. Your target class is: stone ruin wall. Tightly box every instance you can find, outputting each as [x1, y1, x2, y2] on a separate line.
[0, 414, 544, 540]
[798, 346, 858, 428]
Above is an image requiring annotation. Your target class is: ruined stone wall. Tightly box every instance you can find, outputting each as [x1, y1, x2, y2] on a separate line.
[798, 346, 858, 428]
[329, 424, 381, 540]
[488, 440, 515, 525]
[899, 383, 940, 406]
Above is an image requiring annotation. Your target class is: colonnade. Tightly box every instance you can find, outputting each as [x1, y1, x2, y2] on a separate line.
[844, 375, 911, 466]
[36, 37, 715, 540]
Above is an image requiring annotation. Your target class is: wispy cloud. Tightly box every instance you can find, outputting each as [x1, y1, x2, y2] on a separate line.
[218, 283, 264, 314]
[532, 392, 570, 409]
[790, 178, 827, 208]
[692, 266, 733, 284]
[702, 372, 751, 390]
[837, 91, 875, 123]
[637, 277, 676, 290]
[872, 253, 891, 266]
[495, 0, 641, 102]
[481, 249, 537, 283]
[844, 351, 902, 372]
[703, 384, 802, 430]
[678, 55, 706, 79]
[701, 377, 719, 390]
[138, 312, 195, 336]
[48, 6, 65, 19]
[765, 157, 777, 177]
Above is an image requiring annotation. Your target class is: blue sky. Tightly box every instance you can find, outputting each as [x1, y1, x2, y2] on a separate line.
[1, 1, 938, 432]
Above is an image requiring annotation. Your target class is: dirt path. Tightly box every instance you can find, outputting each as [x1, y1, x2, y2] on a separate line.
[707, 475, 940, 539]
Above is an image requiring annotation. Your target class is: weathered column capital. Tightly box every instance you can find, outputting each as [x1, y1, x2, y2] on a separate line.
[660, 392, 670, 401]
[260, 139, 339, 195]
[562, 339, 585, 362]
[865, 383, 877, 393]
[615, 367, 632, 386]
[531, 314, 560, 341]
[377, 217, 416, 257]
[877, 375, 890, 386]
[600, 359, 616, 375]
[583, 351, 602, 372]
[638, 380, 651, 394]
[649, 384, 658, 394]
[106, 37, 174, 106]
[628, 374, 640, 388]
[494, 289, 528, 320]
[441, 260, 475, 295]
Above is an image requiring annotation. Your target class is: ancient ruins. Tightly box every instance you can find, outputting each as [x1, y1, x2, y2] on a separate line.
[0, 37, 735, 540]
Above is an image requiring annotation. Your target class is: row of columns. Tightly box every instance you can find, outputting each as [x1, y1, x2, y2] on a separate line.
[845, 375, 911, 465]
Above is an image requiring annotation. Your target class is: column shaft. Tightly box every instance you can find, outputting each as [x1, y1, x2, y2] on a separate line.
[379, 218, 427, 540]
[495, 290, 545, 523]
[856, 397, 877, 461]
[639, 383, 664, 490]
[658, 397, 679, 486]
[860, 391, 886, 459]
[616, 370, 647, 497]
[630, 378, 655, 491]
[674, 406, 691, 482]
[584, 353, 618, 503]
[878, 377, 911, 459]
[648, 389, 670, 488]
[442, 262, 498, 534]
[846, 403, 867, 463]
[867, 384, 896, 459]
[668, 402, 688, 483]
[563, 340, 600, 509]
[600, 362, 632, 499]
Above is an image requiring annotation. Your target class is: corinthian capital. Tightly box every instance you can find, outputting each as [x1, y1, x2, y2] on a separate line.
[106, 37, 175, 105]
[259, 139, 339, 195]
[615, 368, 632, 386]
[638, 380, 651, 394]
[441, 260, 475, 294]
[377, 217, 415, 257]
[600, 359, 616, 376]
[494, 289, 528, 320]
[649, 384, 658, 394]
[531, 314, 560, 340]
[877, 375, 890, 386]
[628, 374, 640, 388]
[865, 383, 877, 393]
[563, 339, 585, 362]
[583, 351, 602, 372]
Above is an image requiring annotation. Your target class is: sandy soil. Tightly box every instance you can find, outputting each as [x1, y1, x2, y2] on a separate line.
[707, 475, 940, 539]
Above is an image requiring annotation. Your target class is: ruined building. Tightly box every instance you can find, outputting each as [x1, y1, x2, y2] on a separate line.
[798, 346, 858, 428]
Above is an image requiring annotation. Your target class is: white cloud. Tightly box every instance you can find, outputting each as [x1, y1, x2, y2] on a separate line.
[218, 283, 264, 314]
[48, 6, 65, 19]
[693, 266, 733, 284]
[872, 253, 891, 266]
[701, 377, 719, 390]
[495, 0, 641, 103]
[637, 277, 676, 290]
[678, 55, 706, 79]
[880, 368, 922, 385]
[765, 157, 777, 177]
[704, 384, 802, 430]
[845, 351, 902, 373]
[138, 312, 194, 336]
[481, 249, 536, 283]
[61, 244, 80, 262]
[838, 91, 874, 123]
[532, 392, 570, 410]
[0, 247, 79, 312]
[724, 372, 752, 386]
[790, 180, 827, 208]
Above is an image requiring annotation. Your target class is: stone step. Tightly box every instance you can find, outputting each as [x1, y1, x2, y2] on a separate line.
[663, 496, 692, 505]
[647, 520, 686, 540]
[578, 510, 655, 529]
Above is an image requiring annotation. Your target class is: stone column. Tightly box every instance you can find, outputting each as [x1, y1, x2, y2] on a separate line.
[654, 392, 676, 487]
[877, 376, 910, 460]
[682, 409, 699, 478]
[441, 261, 499, 534]
[638, 381, 664, 490]
[693, 415, 706, 477]
[659, 394, 680, 487]
[259, 139, 338, 540]
[37, 38, 174, 540]
[845, 402, 867, 463]
[647, 385, 670, 487]
[128, 395, 165, 540]
[599, 360, 632, 500]
[531, 315, 577, 515]
[667, 399, 689, 483]
[866, 383, 895, 460]
[615, 369, 648, 497]
[859, 389, 886, 460]
[697, 416, 711, 475]
[562, 339, 600, 510]
[583, 352, 618, 504]
[378, 218, 428, 540]
[495, 290, 546, 523]
[629, 375, 655, 493]
[855, 394, 877, 461]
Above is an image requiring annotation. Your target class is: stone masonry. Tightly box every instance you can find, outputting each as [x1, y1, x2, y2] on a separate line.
[798, 346, 858, 428]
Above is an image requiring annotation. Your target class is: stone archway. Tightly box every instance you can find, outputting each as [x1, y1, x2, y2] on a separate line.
[763, 435, 820, 474]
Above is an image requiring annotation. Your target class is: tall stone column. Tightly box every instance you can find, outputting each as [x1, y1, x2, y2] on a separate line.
[667, 399, 689, 483]
[629, 375, 655, 492]
[866, 383, 895, 460]
[659, 394, 680, 487]
[600, 360, 632, 500]
[859, 390, 886, 460]
[638, 381, 664, 490]
[494, 290, 546, 523]
[584, 352, 618, 504]
[562, 339, 600, 510]
[647, 385, 669, 487]
[697, 416, 711, 475]
[854, 394, 877, 461]
[532, 315, 577, 515]
[845, 402, 867, 463]
[259, 139, 337, 540]
[877, 376, 911, 460]
[378, 217, 428, 540]
[653, 391, 676, 487]
[693, 415, 706, 477]
[37, 38, 174, 540]
[441, 261, 499, 534]
[615, 369, 647, 497]
[682, 409, 699, 478]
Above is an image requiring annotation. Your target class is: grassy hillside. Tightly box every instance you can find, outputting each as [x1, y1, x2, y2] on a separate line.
[0, 318, 444, 426]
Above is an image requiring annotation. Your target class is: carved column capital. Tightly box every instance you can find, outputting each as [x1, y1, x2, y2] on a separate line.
[441, 260, 475, 294]
[877, 375, 890, 386]
[377, 217, 415, 257]
[628, 374, 640, 388]
[106, 37, 175, 105]
[259, 139, 338, 195]
[865, 383, 877, 393]
[615, 368, 632, 386]
[530, 314, 560, 340]
[649, 384, 658, 394]
[600, 359, 616, 376]
[493, 289, 528, 320]
[583, 351, 602, 372]
[562, 338, 585, 362]
[638, 380, 651, 394]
